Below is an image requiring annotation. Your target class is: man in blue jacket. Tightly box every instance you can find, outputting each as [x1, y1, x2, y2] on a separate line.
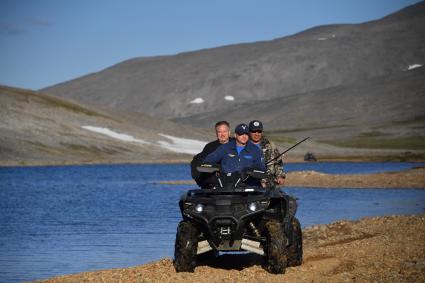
[204, 123, 266, 174]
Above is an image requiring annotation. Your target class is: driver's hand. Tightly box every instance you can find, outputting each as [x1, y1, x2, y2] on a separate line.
[275, 176, 286, 186]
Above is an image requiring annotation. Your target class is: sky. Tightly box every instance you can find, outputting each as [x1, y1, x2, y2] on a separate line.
[0, 0, 423, 90]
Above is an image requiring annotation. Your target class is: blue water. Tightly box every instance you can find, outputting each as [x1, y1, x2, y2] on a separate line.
[0, 162, 424, 282]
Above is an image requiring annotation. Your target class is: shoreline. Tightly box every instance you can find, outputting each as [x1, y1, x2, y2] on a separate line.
[35, 214, 425, 283]
[158, 167, 425, 189]
[2, 156, 425, 168]
[284, 167, 425, 189]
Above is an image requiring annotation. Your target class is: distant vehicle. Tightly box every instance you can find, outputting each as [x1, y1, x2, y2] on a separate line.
[304, 152, 317, 162]
[173, 165, 302, 274]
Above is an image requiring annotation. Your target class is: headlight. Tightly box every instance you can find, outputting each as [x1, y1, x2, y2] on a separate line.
[248, 202, 257, 212]
[195, 204, 204, 213]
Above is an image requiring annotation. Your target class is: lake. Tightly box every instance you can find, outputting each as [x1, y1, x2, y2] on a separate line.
[0, 162, 424, 282]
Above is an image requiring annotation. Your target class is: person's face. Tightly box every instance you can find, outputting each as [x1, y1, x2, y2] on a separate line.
[249, 130, 263, 144]
[235, 133, 249, 146]
[216, 124, 230, 144]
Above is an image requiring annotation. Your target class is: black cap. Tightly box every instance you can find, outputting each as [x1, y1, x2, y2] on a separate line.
[249, 120, 263, 132]
[235, 123, 249, 135]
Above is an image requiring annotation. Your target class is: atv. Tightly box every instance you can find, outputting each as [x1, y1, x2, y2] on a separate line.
[173, 165, 302, 274]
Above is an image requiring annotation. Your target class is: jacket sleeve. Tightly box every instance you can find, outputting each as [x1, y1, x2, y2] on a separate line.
[190, 142, 210, 180]
[204, 145, 224, 165]
[249, 145, 266, 172]
[256, 152, 267, 172]
[269, 142, 286, 178]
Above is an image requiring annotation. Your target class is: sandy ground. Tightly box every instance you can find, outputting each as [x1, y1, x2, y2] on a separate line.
[32, 169, 425, 283]
[35, 214, 425, 283]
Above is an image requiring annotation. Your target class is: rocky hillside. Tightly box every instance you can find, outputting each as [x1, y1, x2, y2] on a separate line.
[42, 2, 425, 129]
[4, 85, 417, 166]
[176, 66, 425, 140]
[0, 85, 209, 166]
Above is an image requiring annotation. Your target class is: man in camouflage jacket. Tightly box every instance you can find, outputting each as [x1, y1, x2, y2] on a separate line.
[248, 120, 286, 186]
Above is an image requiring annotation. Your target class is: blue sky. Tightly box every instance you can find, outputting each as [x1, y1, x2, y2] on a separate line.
[0, 0, 422, 90]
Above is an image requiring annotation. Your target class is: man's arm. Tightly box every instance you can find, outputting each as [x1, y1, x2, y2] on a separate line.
[190, 141, 217, 181]
[190, 152, 205, 181]
[204, 144, 224, 165]
[252, 145, 267, 172]
[199, 141, 218, 159]
[269, 142, 286, 185]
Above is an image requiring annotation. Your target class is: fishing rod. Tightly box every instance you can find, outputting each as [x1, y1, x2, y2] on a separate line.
[266, 137, 310, 165]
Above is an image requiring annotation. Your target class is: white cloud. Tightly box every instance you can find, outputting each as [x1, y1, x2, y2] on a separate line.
[407, 64, 422, 70]
[224, 95, 235, 101]
[158, 134, 206, 155]
[81, 125, 150, 144]
[190, 98, 204, 104]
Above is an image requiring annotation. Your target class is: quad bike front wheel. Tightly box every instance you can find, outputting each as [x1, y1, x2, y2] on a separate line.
[264, 220, 288, 274]
[174, 221, 198, 272]
[287, 217, 303, 267]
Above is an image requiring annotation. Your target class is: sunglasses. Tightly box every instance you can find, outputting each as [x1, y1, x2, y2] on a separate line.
[250, 130, 262, 133]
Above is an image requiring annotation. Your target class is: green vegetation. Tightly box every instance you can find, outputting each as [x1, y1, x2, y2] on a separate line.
[267, 135, 297, 144]
[267, 124, 348, 134]
[358, 131, 389, 138]
[61, 143, 95, 153]
[388, 115, 425, 125]
[1, 85, 119, 121]
[60, 142, 132, 155]
[37, 94, 115, 120]
[320, 136, 425, 150]
[318, 153, 425, 162]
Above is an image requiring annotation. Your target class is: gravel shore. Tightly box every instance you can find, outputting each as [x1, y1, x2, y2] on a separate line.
[159, 167, 425, 189]
[285, 167, 425, 189]
[35, 214, 425, 283]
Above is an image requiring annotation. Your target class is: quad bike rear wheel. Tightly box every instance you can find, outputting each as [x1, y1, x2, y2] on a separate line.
[264, 220, 288, 274]
[174, 221, 198, 272]
[287, 217, 303, 267]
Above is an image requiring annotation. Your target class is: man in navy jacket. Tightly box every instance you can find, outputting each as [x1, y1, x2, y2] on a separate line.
[204, 123, 266, 174]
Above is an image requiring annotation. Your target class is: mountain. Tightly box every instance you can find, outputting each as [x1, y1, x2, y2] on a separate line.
[36, 2, 425, 159]
[0, 85, 210, 166]
[42, 2, 425, 125]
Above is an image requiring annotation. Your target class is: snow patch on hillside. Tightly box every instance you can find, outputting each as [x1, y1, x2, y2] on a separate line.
[317, 34, 336, 41]
[81, 125, 150, 144]
[407, 64, 422, 70]
[158, 134, 206, 155]
[190, 98, 204, 104]
[81, 125, 206, 154]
